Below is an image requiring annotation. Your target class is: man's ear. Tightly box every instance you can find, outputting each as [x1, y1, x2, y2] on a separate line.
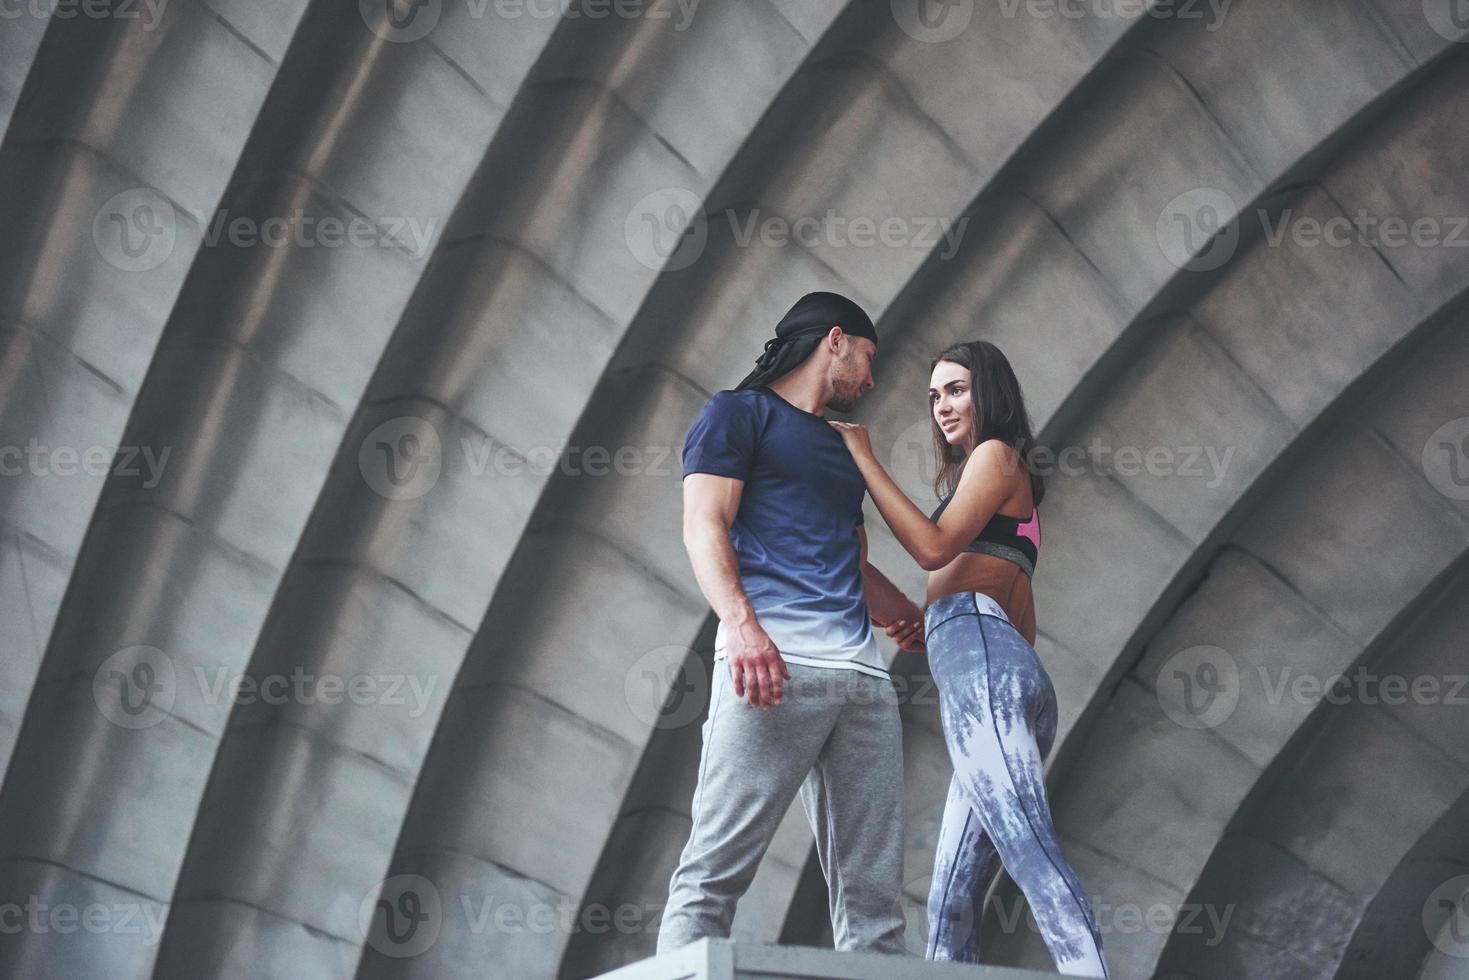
[827, 325, 845, 353]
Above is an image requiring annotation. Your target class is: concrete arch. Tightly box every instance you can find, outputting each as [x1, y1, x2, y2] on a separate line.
[1334, 789, 1469, 979]
[0, 2, 539, 976]
[1, 3, 1465, 979]
[768, 6, 1461, 964]
[972, 48, 1469, 973]
[0, 0, 312, 788]
[1153, 549, 1469, 977]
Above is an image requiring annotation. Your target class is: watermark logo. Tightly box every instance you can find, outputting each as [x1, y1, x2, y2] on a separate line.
[1155, 644, 1239, 729]
[93, 190, 440, 272]
[93, 188, 176, 273]
[361, 0, 442, 41]
[889, 418, 945, 508]
[199, 208, 439, 256]
[625, 187, 707, 272]
[906, 867, 1233, 954]
[361, 0, 700, 40]
[361, 874, 443, 957]
[1424, 875, 1469, 958]
[994, 0, 1232, 30]
[93, 645, 177, 730]
[726, 209, 968, 260]
[360, 875, 671, 953]
[624, 645, 708, 729]
[359, 426, 682, 499]
[1424, 0, 1469, 42]
[903, 870, 975, 957]
[1422, 417, 1469, 501]
[359, 416, 443, 501]
[1156, 187, 1240, 272]
[890, 419, 938, 476]
[891, 0, 974, 43]
[92, 647, 440, 727]
[459, 432, 676, 480]
[1255, 209, 1469, 251]
[626, 195, 972, 270]
[1161, 190, 1469, 273]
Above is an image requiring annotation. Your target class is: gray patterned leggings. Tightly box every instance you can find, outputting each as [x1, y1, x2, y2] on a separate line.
[922, 591, 1109, 977]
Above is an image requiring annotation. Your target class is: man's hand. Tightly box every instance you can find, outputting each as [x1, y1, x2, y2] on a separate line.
[726, 616, 791, 709]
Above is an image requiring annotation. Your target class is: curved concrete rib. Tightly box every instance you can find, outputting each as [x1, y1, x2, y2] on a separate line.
[755, 2, 1456, 956]
[1150, 549, 1469, 978]
[558, 636, 717, 979]
[358, 5, 1174, 977]
[562, 7, 1175, 968]
[0, 4, 529, 977]
[1334, 788, 1469, 980]
[970, 45, 1469, 974]
[128, 4, 854, 979]
[0, 4, 51, 142]
[567, 1, 1465, 965]
[0, 0, 310, 788]
[0, 4, 1461, 980]
[981, 291, 1469, 976]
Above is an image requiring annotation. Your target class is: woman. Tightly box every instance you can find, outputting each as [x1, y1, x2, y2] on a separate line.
[829, 340, 1109, 977]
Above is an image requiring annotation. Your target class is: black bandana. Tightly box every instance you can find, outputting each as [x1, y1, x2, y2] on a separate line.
[735, 291, 878, 391]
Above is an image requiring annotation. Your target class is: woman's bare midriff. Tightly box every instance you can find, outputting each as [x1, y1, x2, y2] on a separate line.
[926, 553, 1037, 646]
[920, 461, 1039, 644]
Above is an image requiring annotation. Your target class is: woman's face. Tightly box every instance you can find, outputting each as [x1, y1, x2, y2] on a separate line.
[929, 359, 974, 449]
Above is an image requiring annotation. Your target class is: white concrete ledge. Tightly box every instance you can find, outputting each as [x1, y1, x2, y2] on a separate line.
[590, 938, 1057, 979]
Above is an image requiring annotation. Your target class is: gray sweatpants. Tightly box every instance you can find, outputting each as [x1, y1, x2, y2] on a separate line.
[657, 661, 908, 955]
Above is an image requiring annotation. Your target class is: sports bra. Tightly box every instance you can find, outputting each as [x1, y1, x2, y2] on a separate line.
[928, 489, 1041, 577]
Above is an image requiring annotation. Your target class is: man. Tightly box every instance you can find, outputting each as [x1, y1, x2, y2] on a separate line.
[657, 291, 927, 956]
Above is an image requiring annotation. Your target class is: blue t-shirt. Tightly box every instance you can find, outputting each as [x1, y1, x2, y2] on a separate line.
[681, 386, 885, 678]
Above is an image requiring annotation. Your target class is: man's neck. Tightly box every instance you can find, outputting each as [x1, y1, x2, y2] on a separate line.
[764, 371, 829, 416]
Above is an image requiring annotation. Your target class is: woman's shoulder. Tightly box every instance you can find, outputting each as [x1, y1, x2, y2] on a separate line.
[974, 437, 1022, 465]
[964, 439, 1027, 487]
[968, 439, 1033, 512]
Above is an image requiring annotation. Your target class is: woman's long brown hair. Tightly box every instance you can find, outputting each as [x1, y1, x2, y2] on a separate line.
[929, 340, 1046, 507]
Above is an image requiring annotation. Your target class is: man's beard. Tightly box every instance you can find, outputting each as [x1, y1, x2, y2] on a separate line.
[828, 379, 862, 413]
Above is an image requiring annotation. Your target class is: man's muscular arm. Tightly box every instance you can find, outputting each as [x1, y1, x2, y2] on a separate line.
[683, 473, 791, 709]
[858, 526, 926, 653]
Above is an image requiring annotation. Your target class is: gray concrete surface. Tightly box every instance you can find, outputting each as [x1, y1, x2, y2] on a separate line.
[2, 2, 1467, 979]
[590, 938, 1049, 980]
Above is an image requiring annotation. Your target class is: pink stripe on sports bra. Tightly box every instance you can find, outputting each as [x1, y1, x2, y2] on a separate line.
[1016, 509, 1040, 550]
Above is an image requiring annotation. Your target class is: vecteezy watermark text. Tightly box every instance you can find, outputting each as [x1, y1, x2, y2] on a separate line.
[361, 875, 669, 957]
[1155, 643, 1469, 731]
[623, 190, 971, 271]
[890, 0, 1232, 44]
[0, 0, 169, 30]
[1158, 187, 1469, 272]
[0, 897, 167, 946]
[0, 440, 170, 487]
[1256, 666, 1469, 708]
[359, 0, 702, 43]
[358, 417, 680, 501]
[92, 188, 441, 273]
[997, 0, 1231, 30]
[93, 646, 439, 729]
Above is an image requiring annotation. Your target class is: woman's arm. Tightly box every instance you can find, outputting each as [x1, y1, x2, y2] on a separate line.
[830, 424, 1014, 572]
[857, 526, 927, 652]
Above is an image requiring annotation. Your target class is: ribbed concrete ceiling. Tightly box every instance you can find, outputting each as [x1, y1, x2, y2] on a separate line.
[1, 3, 1466, 979]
